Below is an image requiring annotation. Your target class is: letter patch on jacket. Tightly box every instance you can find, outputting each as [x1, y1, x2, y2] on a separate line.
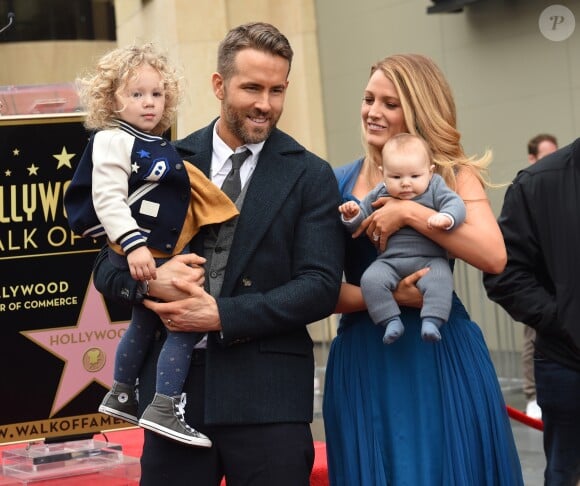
[139, 200, 160, 218]
[144, 158, 169, 181]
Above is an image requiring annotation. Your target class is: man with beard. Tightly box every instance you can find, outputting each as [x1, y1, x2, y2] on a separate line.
[92, 22, 344, 486]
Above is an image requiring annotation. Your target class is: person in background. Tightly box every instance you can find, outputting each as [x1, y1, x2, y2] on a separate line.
[65, 43, 238, 447]
[521, 132, 558, 420]
[339, 133, 466, 345]
[91, 22, 344, 486]
[528, 133, 558, 164]
[323, 53, 523, 485]
[484, 137, 580, 486]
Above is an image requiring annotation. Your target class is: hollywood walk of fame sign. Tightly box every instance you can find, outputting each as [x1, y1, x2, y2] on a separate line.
[0, 114, 133, 444]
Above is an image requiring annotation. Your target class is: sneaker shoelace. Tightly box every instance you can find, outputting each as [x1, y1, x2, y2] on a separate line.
[174, 393, 198, 434]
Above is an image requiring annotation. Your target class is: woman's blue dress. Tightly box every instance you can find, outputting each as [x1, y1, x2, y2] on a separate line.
[323, 159, 524, 485]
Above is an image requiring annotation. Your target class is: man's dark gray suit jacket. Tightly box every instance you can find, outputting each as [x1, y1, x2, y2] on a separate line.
[93, 119, 344, 426]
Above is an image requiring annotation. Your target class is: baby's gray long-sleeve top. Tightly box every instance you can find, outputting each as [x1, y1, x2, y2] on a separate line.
[343, 173, 466, 259]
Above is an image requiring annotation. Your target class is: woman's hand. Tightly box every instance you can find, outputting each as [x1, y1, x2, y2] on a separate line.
[334, 268, 428, 314]
[393, 268, 429, 308]
[147, 253, 206, 302]
[353, 196, 408, 251]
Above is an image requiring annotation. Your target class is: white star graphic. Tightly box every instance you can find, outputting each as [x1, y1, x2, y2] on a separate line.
[132, 162, 140, 173]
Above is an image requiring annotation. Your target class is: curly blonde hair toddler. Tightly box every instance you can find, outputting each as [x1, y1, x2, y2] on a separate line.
[77, 43, 181, 136]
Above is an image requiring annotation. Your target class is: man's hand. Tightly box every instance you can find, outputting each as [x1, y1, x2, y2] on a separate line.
[143, 278, 221, 332]
[147, 253, 206, 302]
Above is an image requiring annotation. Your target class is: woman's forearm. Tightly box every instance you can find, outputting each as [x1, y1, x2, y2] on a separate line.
[334, 283, 367, 314]
[403, 199, 506, 274]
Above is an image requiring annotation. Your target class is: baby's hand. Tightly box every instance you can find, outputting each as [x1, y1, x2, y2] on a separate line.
[339, 201, 360, 220]
[427, 213, 453, 230]
[127, 246, 157, 281]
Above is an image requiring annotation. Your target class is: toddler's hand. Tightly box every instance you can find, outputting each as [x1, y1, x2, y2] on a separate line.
[127, 246, 157, 281]
[339, 201, 360, 220]
[427, 213, 453, 230]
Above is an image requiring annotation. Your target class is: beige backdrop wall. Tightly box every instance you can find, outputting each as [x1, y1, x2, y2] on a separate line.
[0, 41, 115, 87]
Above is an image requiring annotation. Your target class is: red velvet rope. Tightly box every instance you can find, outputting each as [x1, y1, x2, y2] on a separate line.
[506, 405, 543, 431]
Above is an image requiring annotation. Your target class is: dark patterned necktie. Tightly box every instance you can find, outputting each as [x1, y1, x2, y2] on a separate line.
[221, 149, 250, 202]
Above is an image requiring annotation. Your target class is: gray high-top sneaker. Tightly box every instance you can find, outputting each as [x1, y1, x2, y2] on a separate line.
[98, 381, 138, 425]
[138, 393, 212, 447]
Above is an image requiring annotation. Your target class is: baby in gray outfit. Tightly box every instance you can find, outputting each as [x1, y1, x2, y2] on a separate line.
[340, 133, 466, 344]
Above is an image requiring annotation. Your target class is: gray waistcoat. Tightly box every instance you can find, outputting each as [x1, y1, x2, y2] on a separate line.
[203, 184, 248, 297]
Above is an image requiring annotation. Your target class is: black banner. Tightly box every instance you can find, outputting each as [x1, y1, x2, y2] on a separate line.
[0, 115, 132, 444]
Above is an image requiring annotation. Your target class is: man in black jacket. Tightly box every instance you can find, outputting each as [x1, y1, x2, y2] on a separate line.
[521, 133, 558, 420]
[483, 139, 580, 486]
[92, 22, 344, 486]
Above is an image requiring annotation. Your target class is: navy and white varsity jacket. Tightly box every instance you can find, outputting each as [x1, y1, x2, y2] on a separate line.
[64, 120, 191, 255]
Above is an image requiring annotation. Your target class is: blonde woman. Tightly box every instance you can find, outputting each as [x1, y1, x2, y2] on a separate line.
[323, 54, 524, 485]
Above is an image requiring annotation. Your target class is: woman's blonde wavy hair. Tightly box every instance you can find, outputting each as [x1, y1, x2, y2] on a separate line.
[77, 43, 182, 136]
[363, 53, 492, 191]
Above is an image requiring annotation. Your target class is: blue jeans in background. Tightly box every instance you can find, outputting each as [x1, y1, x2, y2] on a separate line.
[535, 354, 580, 486]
